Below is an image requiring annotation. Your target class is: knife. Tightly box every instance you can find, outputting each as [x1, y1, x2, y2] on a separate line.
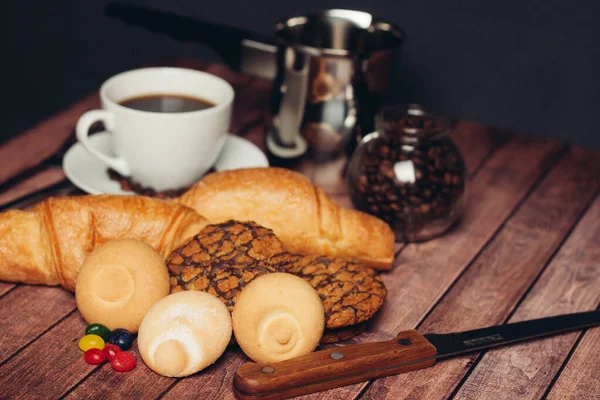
[233, 310, 600, 399]
[104, 1, 278, 79]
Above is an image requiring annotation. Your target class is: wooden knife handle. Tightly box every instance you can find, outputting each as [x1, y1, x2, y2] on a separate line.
[233, 330, 438, 399]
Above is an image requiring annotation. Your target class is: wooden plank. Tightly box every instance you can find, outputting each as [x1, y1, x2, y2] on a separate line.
[359, 146, 599, 399]
[366, 137, 563, 338]
[449, 121, 510, 175]
[0, 93, 99, 186]
[0, 282, 16, 297]
[312, 156, 348, 195]
[0, 166, 66, 208]
[160, 352, 246, 400]
[0, 312, 97, 399]
[66, 343, 247, 399]
[1, 183, 81, 212]
[0, 285, 75, 364]
[547, 322, 600, 399]
[157, 136, 562, 400]
[64, 342, 177, 399]
[455, 192, 600, 400]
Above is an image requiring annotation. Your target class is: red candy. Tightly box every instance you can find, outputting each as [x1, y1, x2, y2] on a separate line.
[111, 352, 136, 372]
[103, 344, 121, 362]
[84, 348, 105, 365]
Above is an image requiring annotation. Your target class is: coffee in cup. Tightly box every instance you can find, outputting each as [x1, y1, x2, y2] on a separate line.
[76, 67, 234, 191]
[119, 94, 215, 113]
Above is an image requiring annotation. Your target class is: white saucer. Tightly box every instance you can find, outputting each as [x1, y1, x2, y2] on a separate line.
[63, 132, 268, 195]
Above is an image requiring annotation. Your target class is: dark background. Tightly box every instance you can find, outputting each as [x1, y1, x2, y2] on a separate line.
[2, 0, 599, 149]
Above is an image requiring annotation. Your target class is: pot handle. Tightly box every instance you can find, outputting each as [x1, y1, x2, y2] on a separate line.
[241, 40, 278, 80]
[105, 1, 277, 78]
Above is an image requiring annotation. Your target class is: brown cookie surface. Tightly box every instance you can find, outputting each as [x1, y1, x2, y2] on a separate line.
[320, 323, 367, 344]
[289, 254, 387, 330]
[167, 220, 293, 311]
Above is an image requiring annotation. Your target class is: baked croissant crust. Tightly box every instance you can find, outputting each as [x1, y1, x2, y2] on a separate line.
[176, 167, 395, 269]
[0, 195, 208, 291]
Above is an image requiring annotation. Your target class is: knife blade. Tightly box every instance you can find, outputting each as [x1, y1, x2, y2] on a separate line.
[104, 1, 277, 78]
[233, 310, 600, 399]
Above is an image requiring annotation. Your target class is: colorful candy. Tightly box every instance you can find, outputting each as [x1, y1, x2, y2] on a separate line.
[103, 344, 122, 362]
[84, 348, 105, 365]
[77, 326, 138, 373]
[111, 352, 137, 372]
[85, 323, 111, 342]
[108, 328, 135, 350]
[79, 334, 105, 352]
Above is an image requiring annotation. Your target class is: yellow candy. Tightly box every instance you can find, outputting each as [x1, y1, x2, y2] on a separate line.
[79, 334, 105, 352]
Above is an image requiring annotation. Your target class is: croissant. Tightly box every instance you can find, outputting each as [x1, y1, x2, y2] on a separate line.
[176, 167, 395, 269]
[0, 195, 208, 291]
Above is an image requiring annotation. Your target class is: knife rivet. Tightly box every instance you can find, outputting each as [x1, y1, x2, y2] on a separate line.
[261, 366, 275, 374]
[398, 338, 412, 346]
[330, 352, 344, 360]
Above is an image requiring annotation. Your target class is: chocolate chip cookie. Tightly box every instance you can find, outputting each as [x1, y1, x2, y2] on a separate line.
[289, 254, 387, 342]
[167, 220, 293, 312]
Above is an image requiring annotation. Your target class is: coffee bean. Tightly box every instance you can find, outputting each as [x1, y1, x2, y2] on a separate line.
[347, 111, 467, 242]
[409, 196, 422, 205]
[107, 169, 193, 199]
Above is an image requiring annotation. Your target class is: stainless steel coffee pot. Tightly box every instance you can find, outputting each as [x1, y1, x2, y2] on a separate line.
[106, 3, 405, 159]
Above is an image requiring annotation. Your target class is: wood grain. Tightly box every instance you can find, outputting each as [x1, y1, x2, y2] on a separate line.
[359, 146, 599, 399]
[0, 285, 75, 364]
[0, 312, 94, 399]
[454, 192, 600, 400]
[0, 166, 65, 208]
[370, 137, 563, 338]
[233, 330, 436, 399]
[0, 282, 16, 297]
[311, 156, 349, 195]
[547, 322, 600, 399]
[269, 136, 564, 400]
[64, 341, 176, 399]
[0, 93, 99, 186]
[1, 59, 598, 400]
[449, 121, 510, 175]
[161, 352, 251, 400]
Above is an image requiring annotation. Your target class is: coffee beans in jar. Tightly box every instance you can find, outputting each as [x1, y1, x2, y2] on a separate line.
[346, 104, 466, 242]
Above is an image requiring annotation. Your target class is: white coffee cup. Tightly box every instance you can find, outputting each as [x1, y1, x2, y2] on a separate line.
[76, 67, 234, 191]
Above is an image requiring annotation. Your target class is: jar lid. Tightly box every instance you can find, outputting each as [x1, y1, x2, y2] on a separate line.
[375, 104, 451, 143]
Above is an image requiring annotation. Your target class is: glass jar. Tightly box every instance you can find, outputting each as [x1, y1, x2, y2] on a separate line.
[346, 104, 467, 242]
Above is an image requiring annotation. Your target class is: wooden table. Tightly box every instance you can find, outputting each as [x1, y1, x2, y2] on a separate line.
[1, 60, 599, 400]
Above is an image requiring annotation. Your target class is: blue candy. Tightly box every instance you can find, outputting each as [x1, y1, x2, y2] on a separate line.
[107, 328, 135, 351]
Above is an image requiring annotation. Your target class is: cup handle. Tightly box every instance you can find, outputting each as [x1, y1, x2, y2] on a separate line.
[75, 110, 131, 176]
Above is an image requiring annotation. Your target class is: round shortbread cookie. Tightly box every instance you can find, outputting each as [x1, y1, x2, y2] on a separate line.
[232, 273, 325, 363]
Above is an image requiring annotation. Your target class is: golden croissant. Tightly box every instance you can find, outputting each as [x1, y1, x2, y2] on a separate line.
[176, 167, 395, 269]
[0, 195, 208, 291]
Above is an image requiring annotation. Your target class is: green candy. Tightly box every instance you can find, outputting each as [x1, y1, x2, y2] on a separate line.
[85, 323, 111, 341]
